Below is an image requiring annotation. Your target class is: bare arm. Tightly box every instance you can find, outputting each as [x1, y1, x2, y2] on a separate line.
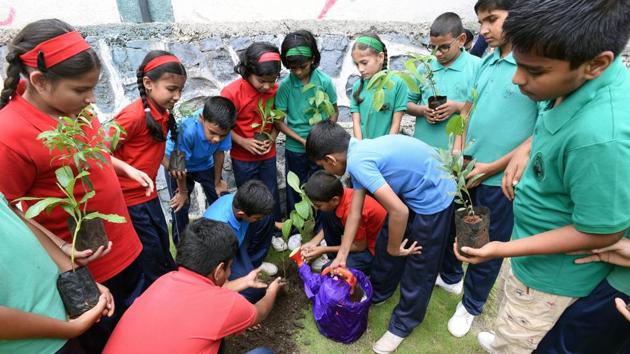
[406, 102, 429, 117]
[329, 105, 339, 123]
[253, 278, 284, 325]
[351, 113, 363, 140]
[274, 120, 305, 146]
[466, 136, 533, 188]
[330, 188, 366, 268]
[389, 111, 404, 135]
[111, 156, 154, 196]
[372, 184, 417, 256]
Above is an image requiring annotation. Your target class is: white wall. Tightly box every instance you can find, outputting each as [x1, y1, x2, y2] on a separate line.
[0, 0, 121, 28]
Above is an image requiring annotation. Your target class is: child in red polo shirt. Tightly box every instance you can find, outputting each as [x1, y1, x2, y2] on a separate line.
[104, 219, 284, 354]
[0, 19, 146, 352]
[301, 171, 386, 275]
[112, 50, 187, 285]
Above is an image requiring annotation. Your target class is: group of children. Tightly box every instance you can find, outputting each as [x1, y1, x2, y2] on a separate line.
[1, 0, 630, 353]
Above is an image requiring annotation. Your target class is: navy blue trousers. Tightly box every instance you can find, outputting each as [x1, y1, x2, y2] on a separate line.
[232, 157, 282, 222]
[318, 210, 374, 275]
[79, 258, 145, 353]
[285, 150, 320, 215]
[229, 214, 275, 303]
[535, 279, 630, 354]
[127, 197, 177, 285]
[167, 167, 218, 244]
[440, 185, 514, 315]
[371, 203, 453, 337]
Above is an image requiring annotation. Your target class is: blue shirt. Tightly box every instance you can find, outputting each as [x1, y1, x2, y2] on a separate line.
[203, 194, 248, 245]
[347, 135, 455, 214]
[165, 110, 232, 173]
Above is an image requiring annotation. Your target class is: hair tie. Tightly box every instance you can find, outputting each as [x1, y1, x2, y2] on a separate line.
[258, 52, 281, 63]
[19, 32, 91, 69]
[144, 107, 151, 112]
[355, 36, 384, 52]
[144, 55, 181, 73]
[286, 46, 312, 58]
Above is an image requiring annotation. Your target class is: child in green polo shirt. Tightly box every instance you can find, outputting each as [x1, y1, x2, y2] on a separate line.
[275, 30, 338, 214]
[438, 0, 538, 340]
[350, 33, 408, 140]
[407, 12, 481, 150]
[456, 0, 630, 353]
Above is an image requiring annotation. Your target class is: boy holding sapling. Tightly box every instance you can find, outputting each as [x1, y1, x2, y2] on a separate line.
[456, 0, 630, 352]
[203, 180, 278, 303]
[436, 0, 539, 339]
[407, 12, 481, 150]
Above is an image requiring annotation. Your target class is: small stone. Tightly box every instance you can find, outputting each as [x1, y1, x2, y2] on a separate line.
[293, 320, 305, 329]
[302, 339, 311, 346]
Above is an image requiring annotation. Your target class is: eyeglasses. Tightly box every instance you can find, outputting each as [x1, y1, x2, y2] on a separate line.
[425, 39, 458, 54]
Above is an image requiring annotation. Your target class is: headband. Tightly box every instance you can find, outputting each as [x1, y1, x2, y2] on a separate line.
[355, 36, 384, 52]
[258, 52, 281, 62]
[286, 46, 313, 58]
[144, 55, 182, 73]
[19, 31, 91, 69]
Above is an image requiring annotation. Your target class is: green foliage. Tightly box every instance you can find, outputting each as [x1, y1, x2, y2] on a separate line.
[281, 171, 316, 241]
[251, 97, 287, 140]
[302, 83, 336, 125]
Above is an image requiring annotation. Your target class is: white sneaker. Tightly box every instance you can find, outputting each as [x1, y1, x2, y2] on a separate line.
[287, 234, 302, 251]
[477, 331, 497, 354]
[271, 236, 288, 252]
[319, 239, 327, 247]
[310, 255, 329, 272]
[260, 262, 278, 276]
[435, 274, 463, 295]
[373, 331, 404, 354]
[447, 301, 475, 337]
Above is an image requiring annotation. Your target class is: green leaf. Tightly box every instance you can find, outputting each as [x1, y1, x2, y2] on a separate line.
[315, 90, 325, 106]
[404, 59, 417, 75]
[295, 200, 310, 219]
[366, 71, 387, 90]
[290, 211, 304, 229]
[55, 166, 74, 189]
[302, 219, 316, 240]
[396, 72, 420, 94]
[24, 198, 66, 219]
[446, 114, 465, 136]
[265, 97, 274, 114]
[251, 123, 261, 129]
[79, 191, 96, 204]
[302, 83, 316, 93]
[372, 89, 385, 111]
[84, 212, 126, 223]
[287, 171, 301, 193]
[281, 219, 293, 239]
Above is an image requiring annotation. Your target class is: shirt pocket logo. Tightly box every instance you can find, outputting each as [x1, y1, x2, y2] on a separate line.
[533, 152, 545, 181]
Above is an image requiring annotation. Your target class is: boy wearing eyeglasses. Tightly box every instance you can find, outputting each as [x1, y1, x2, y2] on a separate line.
[437, 0, 539, 339]
[407, 12, 481, 150]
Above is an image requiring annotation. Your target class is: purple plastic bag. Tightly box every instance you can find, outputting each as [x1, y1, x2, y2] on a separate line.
[298, 265, 373, 343]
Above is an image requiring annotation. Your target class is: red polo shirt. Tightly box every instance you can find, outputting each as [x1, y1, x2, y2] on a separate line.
[220, 78, 277, 162]
[104, 267, 257, 354]
[113, 98, 168, 206]
[335, 188, 386, 255]
[0, 95, 142, 282]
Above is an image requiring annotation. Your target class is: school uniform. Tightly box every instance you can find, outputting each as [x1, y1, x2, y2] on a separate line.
[164, 110, 232, 242]
[347, 135, 455, 337]
[0, 94, 145, 353]
[408, 49, 481, 149]
[203, 193, 274, 303]
[276, 68, 337, 213]
[491, 56, 630, 353]
[114, 98, 176, 285]
[220, 78, 281, 222]
[317, 188, 386, 275]
[350, 72, 409, 139]
[439, 48, 538, 317]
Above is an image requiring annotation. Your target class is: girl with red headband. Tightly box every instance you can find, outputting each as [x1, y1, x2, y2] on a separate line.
[0, 19, 147, 353]
[111, 50, 187, 286]
[220, 42, 283, 301]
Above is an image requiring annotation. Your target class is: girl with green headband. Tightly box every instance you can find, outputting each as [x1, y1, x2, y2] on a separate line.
[276, 30, 338, 218]
[350, 33, 409, 140]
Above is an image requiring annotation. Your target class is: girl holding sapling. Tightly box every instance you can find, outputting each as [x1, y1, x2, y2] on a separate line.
[276, 30, 338, 214]
[350, 33, 408, 140]
[112, 50, 187, 285]
[0, 19, 149, 352]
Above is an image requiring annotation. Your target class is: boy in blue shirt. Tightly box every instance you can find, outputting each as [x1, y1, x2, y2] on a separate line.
[305, 121, 455, 353]
[165, 96, 236, 242]
[437, 0, 539, 339]
[203, 180, 277, 303]
[458, 0, 630, 352]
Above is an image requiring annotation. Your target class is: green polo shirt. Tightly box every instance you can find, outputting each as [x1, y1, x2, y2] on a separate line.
[409, 50, 481, 149]
[350, 72, 409, 139]
[276, 68, 337, 153]
[607, 266, 629, 295]
[0, 193, 67, 353]
[464, 49, 538, 186]
[512, 57, 630, 297]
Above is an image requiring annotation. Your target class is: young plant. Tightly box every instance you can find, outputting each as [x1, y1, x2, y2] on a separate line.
[302, 83, 335, 125]
[281, 171, 316, 241]
[251, 97, 286, 141]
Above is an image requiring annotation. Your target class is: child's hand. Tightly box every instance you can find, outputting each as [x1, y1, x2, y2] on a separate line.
[169, 190, 188, 212]
[455, 240, 503, 264]
[261, 139, 273, 154]
[329, 254, 347, 269]
[387, 238, 422, 257]
[302, 246, 322, 262]
[126, 166, 154, 196]
[215, 180, 228, 196]
[96, 282, 115, 317]
[466, 162, 492, 189]
[502, 144, 531, 200]
[572, 238, 630, 267]
[169, 170, 187, 180]
[615, 298, 630, 322]
[267, 277, 287, 294]
[63, 241, 113, 266]
[433, 101, 462, 122]
[244, 268, 269, 289]
[242, 138, 269, 155]
[67, 293, 109, 335]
